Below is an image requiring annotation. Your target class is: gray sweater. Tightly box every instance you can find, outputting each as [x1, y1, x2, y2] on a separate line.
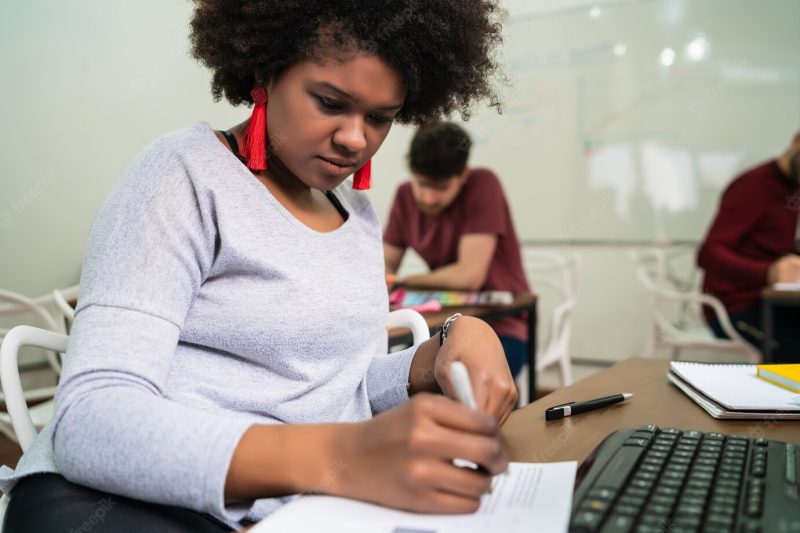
[0, 122, 417, 527]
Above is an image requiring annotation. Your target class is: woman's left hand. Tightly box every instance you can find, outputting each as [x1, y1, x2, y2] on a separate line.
[433, 315, 518, 425]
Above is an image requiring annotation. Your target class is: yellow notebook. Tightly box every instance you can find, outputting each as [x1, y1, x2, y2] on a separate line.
[756, 364, 800, 393]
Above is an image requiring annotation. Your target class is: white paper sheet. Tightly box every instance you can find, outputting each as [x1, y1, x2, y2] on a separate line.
[250, 461, 577, 533]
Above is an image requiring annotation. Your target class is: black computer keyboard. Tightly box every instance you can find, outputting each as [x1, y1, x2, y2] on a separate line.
[570, 425, 800, 532]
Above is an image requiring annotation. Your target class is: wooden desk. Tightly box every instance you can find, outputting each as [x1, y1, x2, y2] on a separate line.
[761, 288, 800, 360]
[388, 292, 538, 399]
[502, 357, 800, 464]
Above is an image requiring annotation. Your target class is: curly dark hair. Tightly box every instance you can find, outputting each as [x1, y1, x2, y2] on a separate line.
[408, 122, 472, 179]
[189, 0, 504, 124]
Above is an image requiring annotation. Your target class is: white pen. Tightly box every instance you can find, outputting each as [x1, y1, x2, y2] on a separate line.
[449, 361, 504, 488]
[450, 361, 478, 409]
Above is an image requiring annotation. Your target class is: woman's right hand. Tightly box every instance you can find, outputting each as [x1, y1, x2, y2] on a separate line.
[331, 393, 508, 514]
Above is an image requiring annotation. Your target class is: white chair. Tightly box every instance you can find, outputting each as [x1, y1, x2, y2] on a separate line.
[633, 248, 760, 362]
[0, 326, 68, 452]
[0, 287, 78, 443]
[522, 251, 580, 395]
[385, 308, 430, 347]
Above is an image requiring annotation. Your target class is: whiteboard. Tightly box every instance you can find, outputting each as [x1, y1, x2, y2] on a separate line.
[454, 0, 800, 243]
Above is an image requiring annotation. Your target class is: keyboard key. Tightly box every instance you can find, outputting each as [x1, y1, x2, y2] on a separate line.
[662, 469, 685, 479]
[672, 515, 702, 527]
[618, 495, 646, 507]
[645, 503, 672, 515]
[654, 486, 679, 498]
[594, 446, 645, 490]
[631, 479, 654, 490]
[671, 526, 703, 533]
[581, 498, 611, 513]
[614, 504, 640, 516]
[678, 495, 706, 507]
[600, 513, 634, 533]
[649, 495, 676, 508]
[709, 495, 737, 508]
[664, 464, 688, 474]
[675, 503, 703, 515]
[685, 479, 711, 490]
[572, 510, 603, 529]
[689, 471, 713, 481]
[682, 487, 708, 498]
[588, 487, 617, 500]
[707, 513, 734, 526]
[786, 444, 797, 484]
[623, 487, 649, 499]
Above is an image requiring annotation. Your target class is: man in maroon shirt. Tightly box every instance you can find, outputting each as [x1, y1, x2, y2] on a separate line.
[383, 122, 531, 376]
[698, 132, 800, 362]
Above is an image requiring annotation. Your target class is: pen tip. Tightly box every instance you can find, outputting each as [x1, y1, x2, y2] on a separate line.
[623, 393, 634, 400]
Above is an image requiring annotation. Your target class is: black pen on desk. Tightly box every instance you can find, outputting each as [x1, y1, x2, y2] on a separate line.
[545, 393, 633, 421]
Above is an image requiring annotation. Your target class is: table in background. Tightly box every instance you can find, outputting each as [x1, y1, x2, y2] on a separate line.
[502, 357, 800, 465]
[761, 288, 800, 361]
[388, 292, 538, 400]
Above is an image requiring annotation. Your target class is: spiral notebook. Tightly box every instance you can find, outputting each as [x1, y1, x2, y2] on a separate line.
[668, 362, 800, 419]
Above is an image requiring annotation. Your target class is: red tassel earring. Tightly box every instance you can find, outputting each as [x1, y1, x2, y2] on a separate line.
[240, 87, 269, 171]
[352, 159, 372, 190]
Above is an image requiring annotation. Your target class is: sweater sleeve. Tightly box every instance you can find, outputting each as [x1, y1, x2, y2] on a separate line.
[51, 143, 257, 521]
[697, 176, 774, 285]
[365, 345, 417, 414]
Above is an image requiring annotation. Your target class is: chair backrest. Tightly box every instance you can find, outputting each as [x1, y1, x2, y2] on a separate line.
[386, 308, 430, 345]
[524, 251, 581, 386]
[0, 289, 70, 376]
[0, 326, 68, 451]
[632, 248, 758, 359]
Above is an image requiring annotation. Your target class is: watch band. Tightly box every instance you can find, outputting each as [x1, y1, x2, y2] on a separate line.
[439, 313, 463, 347]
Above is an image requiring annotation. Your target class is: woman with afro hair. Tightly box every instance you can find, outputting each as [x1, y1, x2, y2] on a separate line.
[0, 1, 514, 531]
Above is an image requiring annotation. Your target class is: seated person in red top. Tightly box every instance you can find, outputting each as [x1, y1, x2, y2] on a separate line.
[383, 121, 531, 377]
[697, 132, 800, 362]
